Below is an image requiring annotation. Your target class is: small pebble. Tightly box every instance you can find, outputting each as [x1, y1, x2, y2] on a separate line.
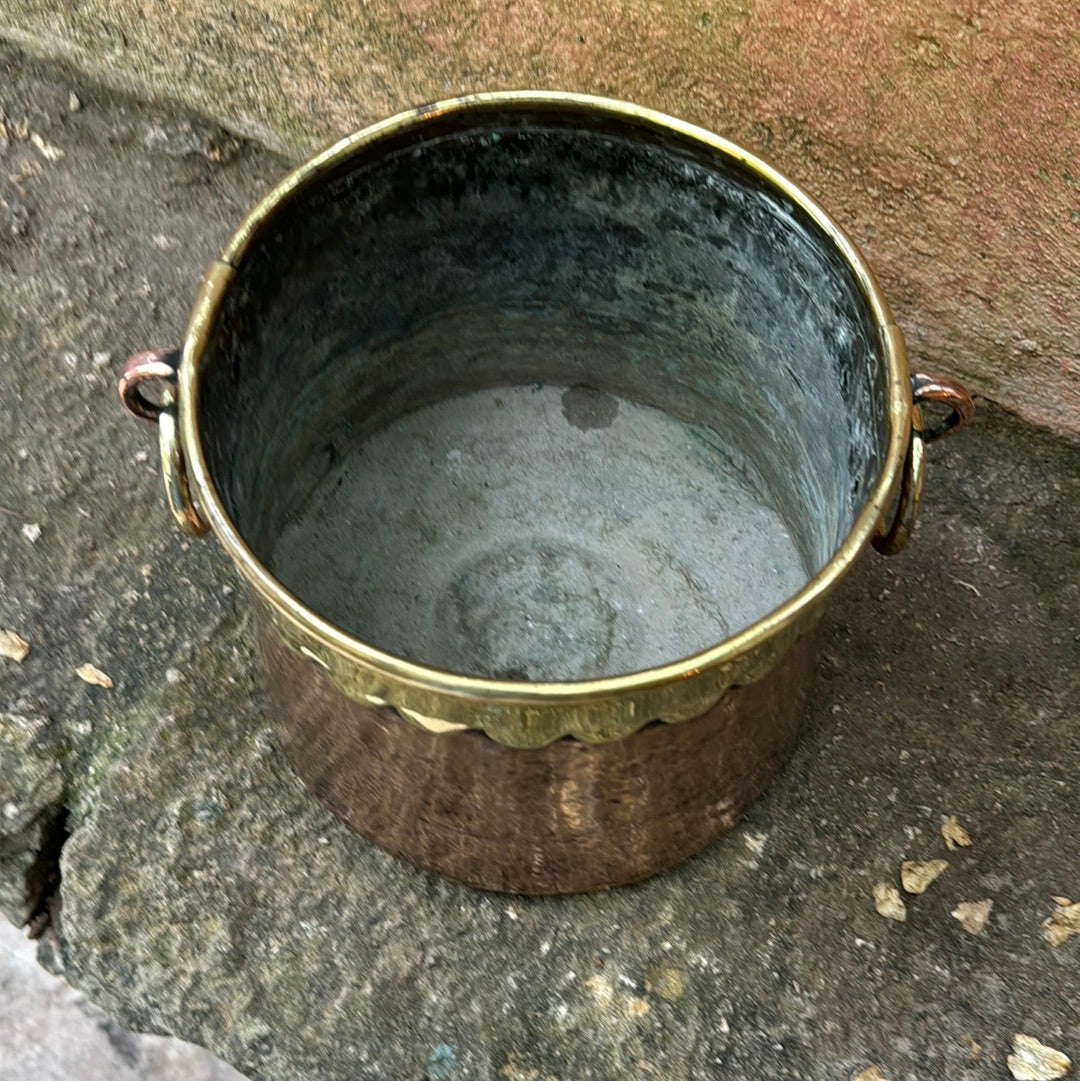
[941, 814, 973, 851]
[0, 630, 30, 663]
[873, 883, 907, 922]
[75, 663, 114, 689]
[1042, 899, 1080, 947]
[30, 132, 64, 161]
[952, 899, 993, 935]
[854, 1067, 890, 1081]
[21, 522, 42, 543]
[1008, 1034, 1072, 1080]
[901, 859, 949, 895]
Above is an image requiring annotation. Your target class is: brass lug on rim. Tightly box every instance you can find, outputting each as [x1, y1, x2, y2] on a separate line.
[118, 348, 210, 537]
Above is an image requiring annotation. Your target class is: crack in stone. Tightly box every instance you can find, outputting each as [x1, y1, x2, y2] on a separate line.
[24, 805, 70, 941]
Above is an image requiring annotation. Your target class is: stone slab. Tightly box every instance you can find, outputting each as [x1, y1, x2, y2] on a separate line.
[1, 44, 1077, 1081]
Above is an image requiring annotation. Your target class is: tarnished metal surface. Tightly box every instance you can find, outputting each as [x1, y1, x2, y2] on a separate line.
[256, 600, 819, 893]
[873, 365, 974, 554]
[173, 94, 916, 745]
[269, 385, 812, 678]
[118, 349, 181, 423]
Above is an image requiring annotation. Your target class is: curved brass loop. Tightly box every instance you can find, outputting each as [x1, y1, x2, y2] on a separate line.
[118, 348, 182, 422]
[158, 408, 210, 536]
[873, 415, 926, 556]
[118, 347, 209, 535]
[874, 369, 972, 554]
[911, 371, 974, 443]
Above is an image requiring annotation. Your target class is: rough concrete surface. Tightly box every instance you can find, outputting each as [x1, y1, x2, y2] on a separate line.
[1, 44, 1078, 1081]
[2, 0, 1077, 439]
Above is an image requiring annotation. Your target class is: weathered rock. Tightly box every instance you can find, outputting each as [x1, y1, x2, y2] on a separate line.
[0, 39, 271, 938]
[0, 701, 65, 923]
[1, 45, 1078, 1081]
[2, 1, 1077, 437]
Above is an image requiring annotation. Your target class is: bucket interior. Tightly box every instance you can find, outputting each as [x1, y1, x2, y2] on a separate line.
[197, 105, 890, 681]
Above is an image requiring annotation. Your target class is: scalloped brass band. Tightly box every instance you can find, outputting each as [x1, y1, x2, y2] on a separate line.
[268, 601, 826, 748]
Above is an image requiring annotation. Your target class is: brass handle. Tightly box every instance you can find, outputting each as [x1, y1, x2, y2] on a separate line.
[118, 349, 210, 537]
[873, 370, 973, 555]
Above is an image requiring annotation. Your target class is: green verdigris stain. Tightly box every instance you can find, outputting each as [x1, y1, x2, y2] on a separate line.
[184, 798, 225, 824]
[425, 1043, 456, 1080]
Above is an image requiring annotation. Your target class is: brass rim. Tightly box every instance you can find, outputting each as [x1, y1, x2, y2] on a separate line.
[178, 91, 911, 747]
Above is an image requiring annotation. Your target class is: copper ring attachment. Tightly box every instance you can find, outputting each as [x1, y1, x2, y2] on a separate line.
[911, 371, 975, 443]
[118, 348, 182, 422]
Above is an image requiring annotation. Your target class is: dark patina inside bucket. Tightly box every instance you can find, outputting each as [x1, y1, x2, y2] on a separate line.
[199, 110, 886, 683]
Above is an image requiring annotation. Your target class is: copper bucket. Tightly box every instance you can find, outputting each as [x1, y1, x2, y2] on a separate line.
[120, 93, 972, 893]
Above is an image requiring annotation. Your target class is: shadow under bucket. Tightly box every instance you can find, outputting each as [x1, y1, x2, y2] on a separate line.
[119, 93, 972, 893]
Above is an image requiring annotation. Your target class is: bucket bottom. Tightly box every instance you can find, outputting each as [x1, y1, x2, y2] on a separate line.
[267, 383, 811, 682]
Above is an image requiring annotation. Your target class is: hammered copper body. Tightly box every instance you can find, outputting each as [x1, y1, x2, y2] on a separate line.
[256, 604, 817, 893]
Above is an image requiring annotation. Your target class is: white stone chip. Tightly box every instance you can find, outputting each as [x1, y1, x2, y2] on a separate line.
[0, 630, 30, 663]
[1007, 1034, 1072, 1080]
[75, 663, 114, 689]
[30, 132, 64, 161]
[872, 883, 907, 922]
